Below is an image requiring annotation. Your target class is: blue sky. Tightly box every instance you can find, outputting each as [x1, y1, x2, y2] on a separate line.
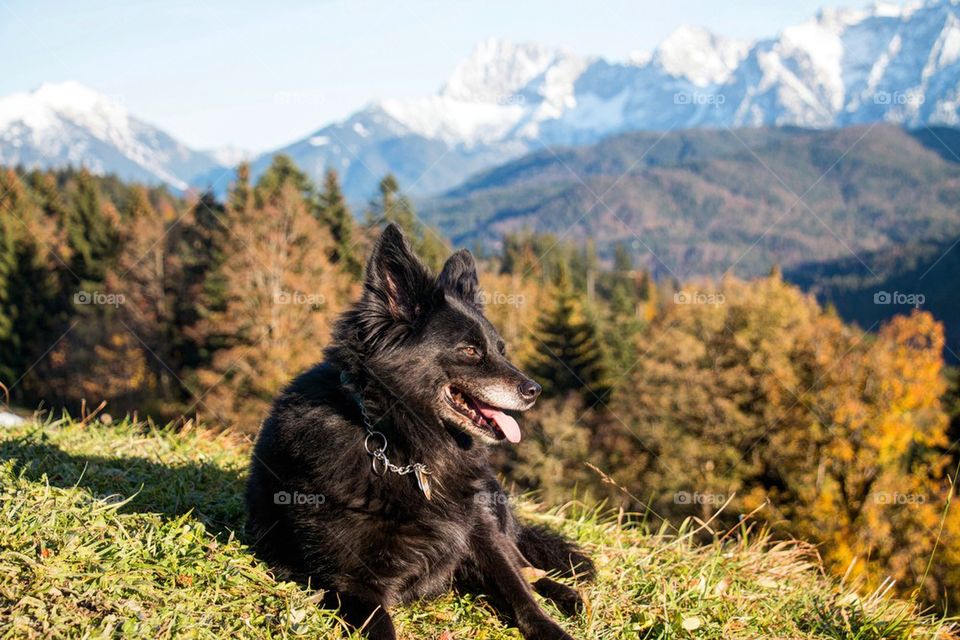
[1, 0, 872, 151]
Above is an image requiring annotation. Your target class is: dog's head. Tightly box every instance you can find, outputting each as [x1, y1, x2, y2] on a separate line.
[344, 223, 541, 444]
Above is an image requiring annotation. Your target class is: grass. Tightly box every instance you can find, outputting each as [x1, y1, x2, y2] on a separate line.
[0, 417, 955, 639]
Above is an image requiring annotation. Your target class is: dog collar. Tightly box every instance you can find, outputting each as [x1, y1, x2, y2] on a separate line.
[340, 370, 433, 500]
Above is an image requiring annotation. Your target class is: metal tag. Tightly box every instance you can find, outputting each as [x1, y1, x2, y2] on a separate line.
[414, 465, 433, 501]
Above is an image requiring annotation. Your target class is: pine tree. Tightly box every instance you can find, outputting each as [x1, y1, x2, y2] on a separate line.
[317, 169, 361, 278]
[228, 163, 253, 214]
[66, 170, 118, 285]
[0, 175, 21, 385]
[367, 174, 447, 271]
[254, 155, 313, 205]
[175, 191, 230, 371]
[0, 170, 65, 395]
[609, 242, 637, 318]
[600, 243, 647, 386]
[528, 263, 610, 405]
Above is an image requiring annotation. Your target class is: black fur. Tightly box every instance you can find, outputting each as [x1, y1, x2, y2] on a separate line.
[246, 224, 594, 640]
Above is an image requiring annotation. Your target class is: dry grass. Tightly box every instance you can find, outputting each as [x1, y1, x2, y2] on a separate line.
[0, 417, 955, 639]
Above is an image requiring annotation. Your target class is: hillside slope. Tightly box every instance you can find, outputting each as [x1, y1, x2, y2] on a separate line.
[787, 234, 960, 361]
[0, 418, 953, 639]
[419, 125, 960, 279]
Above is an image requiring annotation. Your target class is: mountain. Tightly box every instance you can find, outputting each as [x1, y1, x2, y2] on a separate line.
[418, 124, 960, 279]
[253, 0, 960, 202]
[0, 81, 225, 191]
[9, 0, 960, 199]
[787, 234, 960, 361]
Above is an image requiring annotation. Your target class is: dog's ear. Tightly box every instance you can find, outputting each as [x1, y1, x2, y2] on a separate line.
[438, 249, 481, 307]
[364, 223, 434, 322]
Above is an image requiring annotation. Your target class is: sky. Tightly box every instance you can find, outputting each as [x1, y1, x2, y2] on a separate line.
[1, 0, 875, 152]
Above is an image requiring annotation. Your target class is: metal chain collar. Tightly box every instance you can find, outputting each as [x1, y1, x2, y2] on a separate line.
[346, 372, 434, 499]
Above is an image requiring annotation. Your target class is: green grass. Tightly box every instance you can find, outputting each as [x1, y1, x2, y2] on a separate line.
[0, 417, 955, 639]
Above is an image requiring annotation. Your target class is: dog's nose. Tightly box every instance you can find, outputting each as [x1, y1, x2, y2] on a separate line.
[519, 380, 542, 400]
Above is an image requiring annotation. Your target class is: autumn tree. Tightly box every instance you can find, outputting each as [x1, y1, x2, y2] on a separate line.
[598, 275, 958, 606]
[102, 186, 188, 413]
[194, 158, 353, 430]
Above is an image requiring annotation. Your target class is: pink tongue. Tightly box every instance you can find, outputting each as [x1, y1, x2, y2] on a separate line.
[477, 406, 521, 443]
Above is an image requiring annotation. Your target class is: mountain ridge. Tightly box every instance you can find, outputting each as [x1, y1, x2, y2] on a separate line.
[417, 124, 960, 279]
[0, 81, 225, 190]
[7, 0, 960, 201]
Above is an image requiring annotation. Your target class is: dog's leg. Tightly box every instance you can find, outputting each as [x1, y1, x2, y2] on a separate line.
[530, 577, 584, 617]
[517, 524, 595, 583]
[468, 526, 574, 640]
[500, 533, 585, 618]
[323, 591, 396, 640]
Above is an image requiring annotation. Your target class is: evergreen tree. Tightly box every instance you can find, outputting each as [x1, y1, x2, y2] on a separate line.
[528, 263, 610, 405]
[608, 242, 637, 318]
[599, 243, 648, 386]
[228, 163, 253, 214]
[0, 170, 72, 400]
[0, 177, 21, 385]
[367, 174, 447, 271]
[317, 169, 361, 278]
[66, 170, 118, 284]
[254, 154, 313, 205]
[175, 191, 230, 370]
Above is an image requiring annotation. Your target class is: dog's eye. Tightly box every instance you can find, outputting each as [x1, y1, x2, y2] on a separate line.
[461, 346, 482, 359]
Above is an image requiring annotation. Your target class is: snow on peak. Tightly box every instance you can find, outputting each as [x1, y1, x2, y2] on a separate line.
[34, 81, 122, 113]
[0, 81, 217, 191]
[440, 37, 562, 103]
[0, 80, 129, 137]
[653, 25, 750, 86]
[207, 145, 252, 167]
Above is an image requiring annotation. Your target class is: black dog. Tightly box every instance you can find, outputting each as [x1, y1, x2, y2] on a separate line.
[246, 224, 593, 639]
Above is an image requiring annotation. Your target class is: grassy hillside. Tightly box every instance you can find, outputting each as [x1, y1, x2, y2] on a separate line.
[419, 125, 960, 279]
[0, 417, 955, 639]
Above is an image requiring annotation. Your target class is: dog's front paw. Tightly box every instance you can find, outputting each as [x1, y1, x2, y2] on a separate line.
[521, 615, 575, 640]
[533, 577, 584, 617]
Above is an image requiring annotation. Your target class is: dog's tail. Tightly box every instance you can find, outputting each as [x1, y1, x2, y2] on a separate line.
[517, 524, 595, 583]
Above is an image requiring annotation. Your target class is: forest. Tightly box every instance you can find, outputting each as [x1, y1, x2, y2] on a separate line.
[1, 159, 958, 613]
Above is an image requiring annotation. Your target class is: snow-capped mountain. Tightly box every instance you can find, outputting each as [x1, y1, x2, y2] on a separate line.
[261, 0, 960, 202]
[6, 0, 960, 199]
[0, 81, 223, 190]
